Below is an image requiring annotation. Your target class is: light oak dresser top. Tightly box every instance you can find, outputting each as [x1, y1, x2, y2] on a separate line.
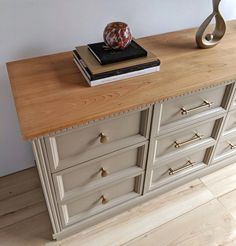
[7, 20, 236, 140]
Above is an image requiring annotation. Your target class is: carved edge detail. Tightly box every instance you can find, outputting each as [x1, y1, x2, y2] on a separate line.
[158, 79, 236, 103]
[31, 104, 152, 140]
[30, 79, 236, 140]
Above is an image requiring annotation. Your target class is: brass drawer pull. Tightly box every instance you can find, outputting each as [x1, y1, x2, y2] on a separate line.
[169, 160, 196, 175]
[100, 167, 109, 177]
[99, 133, 109, 144]
[181, 100, 213, 115]
[229, 142, 236, 150]
[101, 195, 109, 205]
[174, 133, 203, 148]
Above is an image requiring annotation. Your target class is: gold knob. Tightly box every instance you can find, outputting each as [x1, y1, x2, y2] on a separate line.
[100, 167, 108, 177]
[101, 195, 108, 205]
[99, 133, 108, 144]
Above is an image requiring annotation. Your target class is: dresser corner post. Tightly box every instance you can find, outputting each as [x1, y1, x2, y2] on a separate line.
[32, 138, 61, 238]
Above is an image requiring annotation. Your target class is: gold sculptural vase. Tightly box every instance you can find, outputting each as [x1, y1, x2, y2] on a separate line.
[196, 0, 226, 49]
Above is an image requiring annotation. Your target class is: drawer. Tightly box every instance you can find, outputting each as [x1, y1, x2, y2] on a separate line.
[154, 119, 217, 159]
[159, 86, 226, 128]
[230, 89, 236, 110]
[58, 175, 143, 227]
[151, 149, 208, 188]
[223, 110, 236, 136]
[53, 142, 147, 201]
[214, 135, 236, 162]
[45, 107, 151, 172]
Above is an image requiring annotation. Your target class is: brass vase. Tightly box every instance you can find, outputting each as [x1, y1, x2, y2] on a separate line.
[196, 0, 226, 49]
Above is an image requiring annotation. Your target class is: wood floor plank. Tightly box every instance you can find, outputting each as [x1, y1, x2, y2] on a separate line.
[0, 201, 47, 229]
[1, 166, 235, 246]
[0, 212, 52, 246]
[201, 163, 236, 197]
[0, 187, 45, 217]
[125, 199, 236, 246]
[219, 189, 236, 221]
[54, 179, 214, 246]
[0, 167, 40, 201]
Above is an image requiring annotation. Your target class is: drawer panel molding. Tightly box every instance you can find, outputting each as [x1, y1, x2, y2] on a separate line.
[53, 142, 148, 202]
[159, 86, 226, 127]
[230, 84, 236, 110]
[46, 107, 152, 172]
[222, 110, 236, 137]
[214, 135, 236, 162]
[59, 175, 143, 227]
[154, 119, 218, 159]
[150, 149, 209, 189]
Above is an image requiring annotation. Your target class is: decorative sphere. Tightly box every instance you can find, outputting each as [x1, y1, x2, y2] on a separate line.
[103, 22, 132, 50]
[205, 33, 214, 41]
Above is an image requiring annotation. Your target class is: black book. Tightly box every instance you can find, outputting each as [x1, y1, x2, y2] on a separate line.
[87, 40, 147, 65]
[73, 50, 160, 81]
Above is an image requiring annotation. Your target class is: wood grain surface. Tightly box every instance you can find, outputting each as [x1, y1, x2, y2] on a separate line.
[126, 200, 236, 246]
[1, 164, 236, 245]
[7, 20, 236, 139]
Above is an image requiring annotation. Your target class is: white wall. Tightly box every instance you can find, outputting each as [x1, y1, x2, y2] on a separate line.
[1, 0, 236, 176]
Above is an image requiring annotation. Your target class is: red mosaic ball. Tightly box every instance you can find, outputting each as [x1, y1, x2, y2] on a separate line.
[103, 22, 132, 50]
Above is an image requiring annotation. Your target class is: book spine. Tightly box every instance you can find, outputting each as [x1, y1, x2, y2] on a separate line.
[73, 50, 160, 81]
[73, 54, 92, 79]
[89, 66, 160, 86]
[73, 58, 91, 86]
[100, 53, 147, 65]
[91, 60, 160, 80]
[73, 54, 160, 87]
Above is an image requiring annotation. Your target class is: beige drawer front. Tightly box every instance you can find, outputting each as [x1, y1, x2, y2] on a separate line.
[214, 135, 236, 162]
[223, 110, 236, 135]
[154, 120, 216, 159]
[159, 86, 226, 127]
[53, 142, 147, 202]
[230, 90, 236, 110]
[151, 149, 208, 188]
[45, 107, 151, 172]
[59, 175, 142, 227]
[231, 100, 236, 110]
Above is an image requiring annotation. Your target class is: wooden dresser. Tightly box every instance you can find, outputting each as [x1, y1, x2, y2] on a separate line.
[7, 20, 236, 240]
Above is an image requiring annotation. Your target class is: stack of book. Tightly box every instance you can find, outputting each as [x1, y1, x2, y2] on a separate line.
[73, 40, 160, 86]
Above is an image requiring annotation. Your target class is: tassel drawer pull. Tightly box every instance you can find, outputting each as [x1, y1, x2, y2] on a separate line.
[101, 195, 109, 205]
[100, 167, 109, 177]
[99, 133, 109, 144]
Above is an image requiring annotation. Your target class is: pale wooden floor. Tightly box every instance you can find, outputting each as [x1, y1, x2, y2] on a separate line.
[1, 164, 236, 246]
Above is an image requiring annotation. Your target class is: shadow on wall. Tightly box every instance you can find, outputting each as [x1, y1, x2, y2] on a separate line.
[0, 64, 34, 177]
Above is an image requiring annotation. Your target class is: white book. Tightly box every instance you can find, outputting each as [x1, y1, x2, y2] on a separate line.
[73, 58, 160, 87]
